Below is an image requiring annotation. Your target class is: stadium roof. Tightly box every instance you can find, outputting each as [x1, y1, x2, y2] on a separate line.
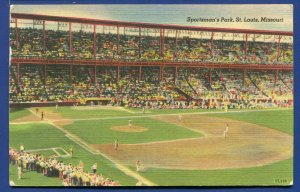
[11, 13, 293, 36]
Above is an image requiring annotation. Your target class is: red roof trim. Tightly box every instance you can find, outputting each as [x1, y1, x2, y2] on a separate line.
[11, 13, 293, 36]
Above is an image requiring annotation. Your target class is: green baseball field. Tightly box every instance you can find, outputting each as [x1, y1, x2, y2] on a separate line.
[9, 106, 293, 186]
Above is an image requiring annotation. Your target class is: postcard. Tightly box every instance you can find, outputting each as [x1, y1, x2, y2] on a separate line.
[9, 4, 293, 187]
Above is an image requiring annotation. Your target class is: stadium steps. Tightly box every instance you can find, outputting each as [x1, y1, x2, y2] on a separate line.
[247, 72, 269, 98]
[279, 74, 293, 91]
[183, 74, 197, 94]
[203, 78, 213, 91]
[86, 67, 95, 84]
[168, 86, 193, 100]
[10, 66, 23, 96]
[214, 70, 231, 94]
[38, 68, 49, 100]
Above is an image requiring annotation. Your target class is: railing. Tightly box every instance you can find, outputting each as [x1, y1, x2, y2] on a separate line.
[10, 58, 293, 70]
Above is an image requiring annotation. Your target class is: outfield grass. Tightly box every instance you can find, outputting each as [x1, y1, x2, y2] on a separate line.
[63, 117, 202, 144]
[138, 158, 293, 186]
[9, 108, 30, 121]
[209, 109, 293, 135]
[9, 123, 137, 186]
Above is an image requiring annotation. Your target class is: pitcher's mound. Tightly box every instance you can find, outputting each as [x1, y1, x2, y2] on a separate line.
[111, 125, 148, 133]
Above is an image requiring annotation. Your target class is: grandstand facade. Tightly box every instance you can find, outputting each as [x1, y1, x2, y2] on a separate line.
[9, 13, 293, 109]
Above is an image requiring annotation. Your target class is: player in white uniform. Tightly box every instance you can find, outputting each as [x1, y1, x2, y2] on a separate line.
[128, 120, 132, 128]
[178, 115, 182, 122]
[114, 139, 119, 150]
[136, 160, 141, 172]
[17, 166, 22, 180]
[20, 144, 24, 153]
[224, 104, 228, 113]
[224, 123, 229, 139]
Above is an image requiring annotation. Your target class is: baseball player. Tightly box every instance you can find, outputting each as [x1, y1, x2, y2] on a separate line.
[128, 120, 132, 128]
[20, 144, 24, 153]
[224, 123, 229, 139]
[114, 139, 119, 150]
[69, 147, 73, 157]
[41, 112, 44, 120]
[91, 163, 97, 174]
[224, 103, 228, 113]
[17, 166, 22, 180]
[136, 160, 141, 172]
[178, 115, 182, 122]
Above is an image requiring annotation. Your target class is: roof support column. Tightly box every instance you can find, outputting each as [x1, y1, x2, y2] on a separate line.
[139, 66, 142, 81]
[70, 64, 72, 84]
[174, 66, 178, 83]
[44, 64, 47, 84]
[15, 18, 19, 50]
[244, 33, 248, 61]
[43, 20, 46, 54]
[17, 63, 20, 83]
[175, 30, 178, 61]
[117, 26, 120, 56]
[243, 69, 246, 85]
[160, 29, 165, 59]
[211, 32, 215, 57]
[69, 22, 72, 57]
[93, 24, 96, 58]
[139, 27, 141, 59]
[160, 66, 164, 81]
[94, 65, 97, 84]
[209, 68, 212, 85]
[277, 35, 281, 62]
[117, 65, 120, 82]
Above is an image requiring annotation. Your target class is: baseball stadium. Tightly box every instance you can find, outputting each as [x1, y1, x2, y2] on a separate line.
[9, 11, 293, 186]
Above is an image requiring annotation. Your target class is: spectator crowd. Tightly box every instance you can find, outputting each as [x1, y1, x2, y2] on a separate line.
[9, 64, 293, 109]
[9, 147, 120, 186]
[10, 27, 293, 64]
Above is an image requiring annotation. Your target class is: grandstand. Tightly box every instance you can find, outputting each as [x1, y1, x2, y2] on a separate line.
[9, 13, 293, 108]
[9, 13, 293, 187]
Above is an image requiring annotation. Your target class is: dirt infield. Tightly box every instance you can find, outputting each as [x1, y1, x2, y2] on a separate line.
[11, 113, 40, 123]
[111, 125, 148, 133]
[92, 114, 293, 170]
